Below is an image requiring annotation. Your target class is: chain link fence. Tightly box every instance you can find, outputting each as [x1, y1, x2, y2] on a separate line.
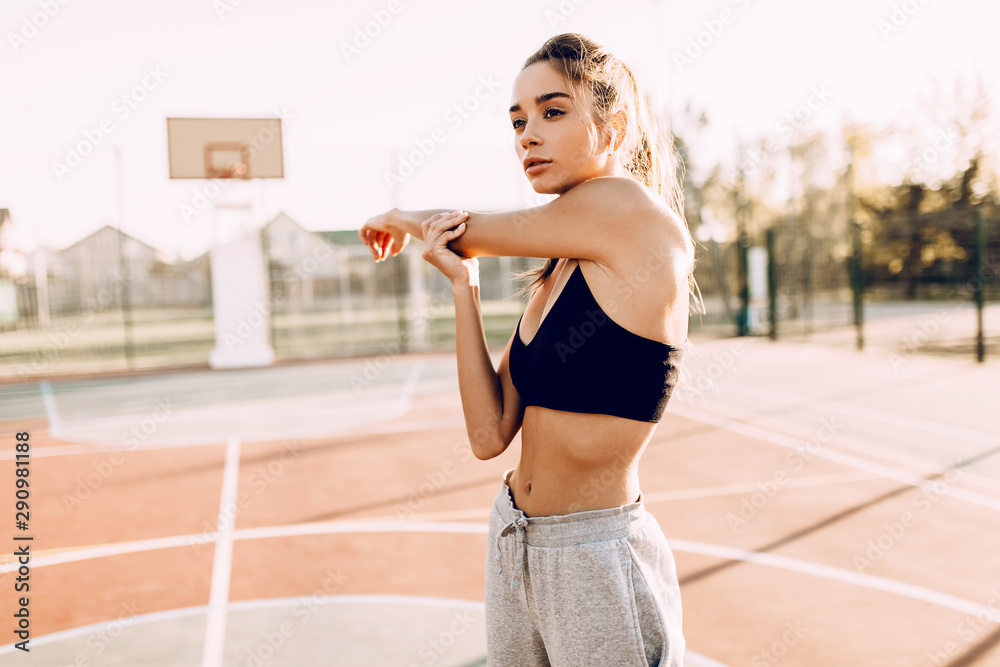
[689, 202, 999, 356]
[0, 220, 535, 381]
[2, 203, 997, 381]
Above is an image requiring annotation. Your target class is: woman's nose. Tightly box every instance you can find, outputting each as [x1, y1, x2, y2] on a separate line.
[520, 122, 541, 149]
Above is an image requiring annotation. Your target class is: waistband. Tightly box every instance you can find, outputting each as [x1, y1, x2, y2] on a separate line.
[493, 467, 648, 590]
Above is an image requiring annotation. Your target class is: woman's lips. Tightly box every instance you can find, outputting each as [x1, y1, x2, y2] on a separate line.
[525, 160, 551, 175]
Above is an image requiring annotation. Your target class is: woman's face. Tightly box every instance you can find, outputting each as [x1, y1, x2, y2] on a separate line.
[509, 61, 613, 195]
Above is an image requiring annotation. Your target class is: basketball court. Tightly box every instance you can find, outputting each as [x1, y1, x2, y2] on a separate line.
[1, 326, 998, 666]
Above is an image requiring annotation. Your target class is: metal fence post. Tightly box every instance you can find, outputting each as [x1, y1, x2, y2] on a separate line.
[116, 227, 135, 367]
[974, 210, 985, 362]
[767, 226, 777, 340]
[737, 231, 750, 336]
[849, 221, 864, 351]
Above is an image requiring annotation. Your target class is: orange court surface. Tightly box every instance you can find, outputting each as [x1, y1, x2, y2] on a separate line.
[1, 329, 999, 667]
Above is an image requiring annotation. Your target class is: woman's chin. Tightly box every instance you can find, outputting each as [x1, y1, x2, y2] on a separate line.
[529, 180, 558, 195]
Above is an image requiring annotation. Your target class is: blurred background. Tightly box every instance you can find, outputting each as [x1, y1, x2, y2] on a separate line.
[0, 0, 998, 374]
[3, 3, 1000, 666]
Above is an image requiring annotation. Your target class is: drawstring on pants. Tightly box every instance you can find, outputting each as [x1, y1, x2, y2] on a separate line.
[495, 515, 529, 590]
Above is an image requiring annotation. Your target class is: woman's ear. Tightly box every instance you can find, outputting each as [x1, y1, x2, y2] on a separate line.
[611, 109, 629, 152]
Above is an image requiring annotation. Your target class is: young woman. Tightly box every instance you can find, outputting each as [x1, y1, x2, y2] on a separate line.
[360, 33, 696, 667]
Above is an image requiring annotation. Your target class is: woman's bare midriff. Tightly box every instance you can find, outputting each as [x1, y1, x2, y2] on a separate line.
[505, 255, 685, 518]
[508, 406, 656, 517]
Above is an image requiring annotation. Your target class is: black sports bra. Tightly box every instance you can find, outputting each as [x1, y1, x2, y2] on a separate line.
[509, 261, 685, 423]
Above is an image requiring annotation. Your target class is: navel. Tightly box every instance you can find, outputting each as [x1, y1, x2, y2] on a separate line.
[526, 481, 532, 494]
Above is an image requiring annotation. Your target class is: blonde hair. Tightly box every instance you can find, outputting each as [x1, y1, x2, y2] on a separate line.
[512, 33, 695, 302]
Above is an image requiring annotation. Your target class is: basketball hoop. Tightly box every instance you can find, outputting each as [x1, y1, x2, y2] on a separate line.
[204, 142, 252, 179]
[166, 118, 284, 180]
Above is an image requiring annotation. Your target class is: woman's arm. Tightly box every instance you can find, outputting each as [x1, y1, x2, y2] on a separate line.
[421, 212, 524, 460]
[449, 176, 672, 262]
[360, 176, 677, 264]
[359, 208, 450, 262]
[452, 281, 524, 460]
[389, 208, 451, 241]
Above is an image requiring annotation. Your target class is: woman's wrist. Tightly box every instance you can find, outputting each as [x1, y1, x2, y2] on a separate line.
[452, 276, 479, 296]
[387, 208, 421, 240]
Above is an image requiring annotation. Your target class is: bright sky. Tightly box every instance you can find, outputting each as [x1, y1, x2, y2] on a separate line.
[1, 0, 997, 262]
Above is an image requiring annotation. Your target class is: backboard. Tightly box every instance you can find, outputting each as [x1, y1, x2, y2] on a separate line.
[166, 118, 284, 179]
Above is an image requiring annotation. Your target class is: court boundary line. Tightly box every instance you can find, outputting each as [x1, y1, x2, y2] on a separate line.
[721, 381, 998, 447]
[201, 434, 241, 667]
[11, 358, 430, 455]
[670, 403, 1000, 511]
[0, 594, 733, 666]
[4, 521, 996, 625]
[39, 380, 62, 431]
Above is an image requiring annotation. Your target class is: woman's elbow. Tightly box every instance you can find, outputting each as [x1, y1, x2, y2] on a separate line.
[468, 426, 511, 461]
[470, 434, 504, 461]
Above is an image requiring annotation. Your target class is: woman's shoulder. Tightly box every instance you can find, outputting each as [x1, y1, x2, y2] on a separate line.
[575, 177, 693, 255]
[575, 177, 679, 218]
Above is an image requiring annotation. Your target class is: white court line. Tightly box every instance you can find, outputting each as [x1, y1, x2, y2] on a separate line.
[641, 470, 882, 503]
[402, 357, 426, 401]
[671, 398, 1000, 495]
[5, 521, 998, 625]
[670, 403, 1000, 512]
[39, 380, 61, 431]
[201, 434, 241, 667]
[4, 358, 432, 460]
[1, 469, 881, 567]
[669, 538, 1000, 623]
[685, 652, 735, 667]
[722, 382, 999, 447]
[0, 592, 732, 666]
[0, 417, 468, 461]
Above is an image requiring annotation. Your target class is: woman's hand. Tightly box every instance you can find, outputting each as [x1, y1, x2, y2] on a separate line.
[422, 211, 479, 286]
[359, 209, 408, 262]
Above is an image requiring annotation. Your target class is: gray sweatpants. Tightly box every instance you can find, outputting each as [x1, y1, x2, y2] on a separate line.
[485, 468, 685, 666]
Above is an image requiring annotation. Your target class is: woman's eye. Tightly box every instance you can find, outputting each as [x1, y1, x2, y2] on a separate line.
[511, 108, 563, 130]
